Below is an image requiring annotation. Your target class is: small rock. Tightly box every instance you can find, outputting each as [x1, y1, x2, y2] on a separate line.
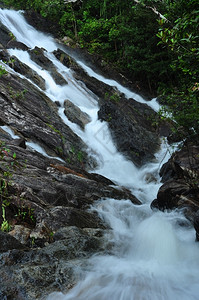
[64, 99, 91, 130]
[9, 225, 31, 245]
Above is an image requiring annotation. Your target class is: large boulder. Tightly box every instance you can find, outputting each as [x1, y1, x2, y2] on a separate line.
[151, 143, 199, 239]
[0, 226, 110, 299]
[98, 97, 160, 166]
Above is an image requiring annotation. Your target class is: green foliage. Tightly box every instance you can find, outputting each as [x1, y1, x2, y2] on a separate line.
[156, 0, 199, 137]
[8, 85, 27, 100]
[15, 206, 35, 224]
[0, 65, 8, 77]
[8, 31, 16, 40]
[2, 0, 170, 91]
[69, 145, 84, 164]
[0, 141, 19, 231]
[1, 206, 11, 232]
[2, 0, 198, 137]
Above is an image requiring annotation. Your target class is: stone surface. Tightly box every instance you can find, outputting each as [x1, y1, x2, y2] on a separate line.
[98, 97, 160, 166]
[0, 71, 95, 168]
[64, 99, 91, 129]
[28, 46, 68, 86]
[0, 49, 46, 90]
[0, 226, 110, 299]
[0, 231, 27, 252]
[0, 21, 13, 48]
[151, 143, 199, 239]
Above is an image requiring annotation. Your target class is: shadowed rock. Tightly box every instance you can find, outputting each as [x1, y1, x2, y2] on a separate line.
[151, 143, 199, 240]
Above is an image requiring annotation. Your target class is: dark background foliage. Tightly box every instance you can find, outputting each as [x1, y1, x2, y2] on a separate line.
[2, 0, 199, 138]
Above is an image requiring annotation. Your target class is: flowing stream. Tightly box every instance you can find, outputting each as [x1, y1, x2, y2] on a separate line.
[0, 9, 199, 300]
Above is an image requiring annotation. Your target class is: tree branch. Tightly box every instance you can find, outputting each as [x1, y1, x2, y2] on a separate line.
[133, 0, 169, 22]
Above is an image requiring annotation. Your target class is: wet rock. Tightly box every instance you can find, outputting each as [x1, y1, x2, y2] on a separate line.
[53, 48, 80, 71]
[144, 172, 157, 183]
[44, 206, 105, 231]
[0, 72, 93, 167]
[160, 144, 199, 183]
[151, 179, 190, 210]
[55, 49, 114, 99]
[6, 40, 29, 51]
[0, 225, 110, 299]
[0, 49, 46, 89]
[152, 142, 199, 238]
[64, 99, 91, 129]
[53, 47, 151, 99]
[0, 231, 27, 252]
[9, 225, 31, 245]
[0, 139, 140, 247]
[0, 49, 10, 61]
[28, 46, 68, 85]
[98, 98, 160, 166]
[10, 55, 46, 90]
[10, 138, 26, 149]
[0, 21, 12, 48]
[24, 9, 62, 37]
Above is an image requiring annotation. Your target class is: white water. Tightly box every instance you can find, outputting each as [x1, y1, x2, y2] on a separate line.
[76, 61, 160, 111]
[0, 9, 199, 300]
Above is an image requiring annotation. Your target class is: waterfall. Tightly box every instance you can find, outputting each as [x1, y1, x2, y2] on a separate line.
[0, 8, 199, 300]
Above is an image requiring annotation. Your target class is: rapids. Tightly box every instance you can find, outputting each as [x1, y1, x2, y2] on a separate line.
[0, 8, 199, 300]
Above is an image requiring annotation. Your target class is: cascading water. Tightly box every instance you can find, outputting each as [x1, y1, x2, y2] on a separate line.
[0, 8, 199, 300]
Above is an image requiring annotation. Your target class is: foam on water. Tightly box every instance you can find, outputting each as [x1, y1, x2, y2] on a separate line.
[0, 9, 56, 51]
[47, 200, 199, 300]
[76, 60, 160, 111]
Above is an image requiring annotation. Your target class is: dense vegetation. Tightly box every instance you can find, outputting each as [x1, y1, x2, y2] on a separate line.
[2, 0, 199, 139]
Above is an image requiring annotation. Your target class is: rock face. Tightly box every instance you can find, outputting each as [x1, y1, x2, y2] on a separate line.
[28, 46, 68, 85]
[98, 97, 159, 166]
[0, 49, 46, 89]
[0, 21, 13, 48]
[151, 143, 199, 239]
[0, 71, 94, 167]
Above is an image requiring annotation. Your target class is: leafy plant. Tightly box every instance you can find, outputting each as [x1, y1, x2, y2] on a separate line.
[156, 0, 199, 137]
[1, 206, 11, 232]
[15, 206, 35, 224]
[0, 65, 8, 77]
[0, 141, 21, 232]
[8, 31, 16, 40]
